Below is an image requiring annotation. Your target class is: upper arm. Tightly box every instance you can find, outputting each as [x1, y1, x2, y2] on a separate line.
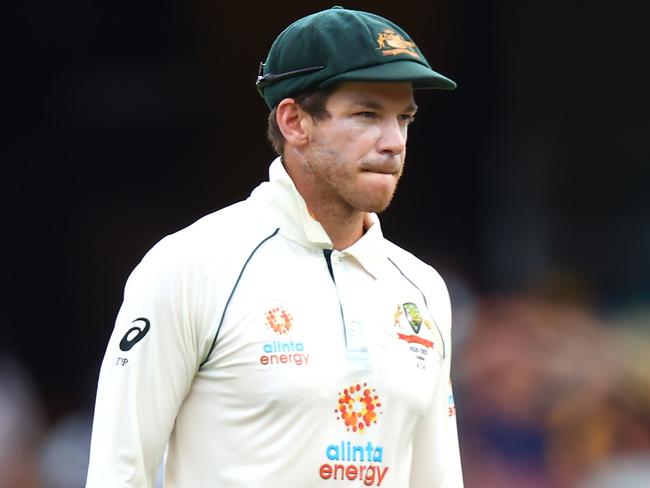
[86, 237, 210, 487]
[409, 265, 463, 487]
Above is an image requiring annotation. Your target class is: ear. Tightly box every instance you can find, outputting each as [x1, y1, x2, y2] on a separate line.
[276, 98, 312, 147]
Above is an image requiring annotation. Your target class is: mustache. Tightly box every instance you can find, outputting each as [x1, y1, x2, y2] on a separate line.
[359, 157, 402, 174]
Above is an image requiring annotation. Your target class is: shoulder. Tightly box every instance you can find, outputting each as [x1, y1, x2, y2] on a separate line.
[127, 197, 278, 287]
[383, 239, 448, 295]
[383, 238, 451, 326]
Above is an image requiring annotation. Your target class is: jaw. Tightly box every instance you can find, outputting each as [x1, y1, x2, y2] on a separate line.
[347, 171, 401, 213]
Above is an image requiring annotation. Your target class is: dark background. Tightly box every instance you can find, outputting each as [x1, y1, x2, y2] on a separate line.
[4, 0, 649, 448]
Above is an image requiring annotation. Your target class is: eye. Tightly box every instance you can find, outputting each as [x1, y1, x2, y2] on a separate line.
[355, 111, 378, 119]
[399, 114, 416, 125]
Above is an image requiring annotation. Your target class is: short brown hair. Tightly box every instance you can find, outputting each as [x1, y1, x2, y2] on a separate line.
[266, 89, 333, 156]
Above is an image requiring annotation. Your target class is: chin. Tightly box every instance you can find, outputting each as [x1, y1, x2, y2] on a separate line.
[364, 183, 398, 213]
[356, 193, 395, 214]
[366, 200, 393, 214]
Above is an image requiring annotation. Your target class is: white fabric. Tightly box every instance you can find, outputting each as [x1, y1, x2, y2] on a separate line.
[86, 158, 463, 487]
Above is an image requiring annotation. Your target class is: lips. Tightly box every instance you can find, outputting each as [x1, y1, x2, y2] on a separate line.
[359, 159, 401, 175]
[363, 168, 397, 175]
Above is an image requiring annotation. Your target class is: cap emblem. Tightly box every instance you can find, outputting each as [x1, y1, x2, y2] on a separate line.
[376, 29, 420, 59]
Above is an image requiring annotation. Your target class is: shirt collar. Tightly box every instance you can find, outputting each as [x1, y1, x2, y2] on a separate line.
[259, 157, 386, 279]
[344, 212, 386, 280]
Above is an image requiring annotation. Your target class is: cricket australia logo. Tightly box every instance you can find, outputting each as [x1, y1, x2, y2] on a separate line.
[393, 302, 433, 348]
[376, 29, 420, 59]
[393, 302, 442, 369]
[403, 302, 422, 333]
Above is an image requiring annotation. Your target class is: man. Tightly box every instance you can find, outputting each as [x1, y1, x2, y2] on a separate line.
[86, 6, 463, 487]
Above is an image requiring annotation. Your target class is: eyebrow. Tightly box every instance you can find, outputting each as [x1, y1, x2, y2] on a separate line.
[351, 98, 418, 113]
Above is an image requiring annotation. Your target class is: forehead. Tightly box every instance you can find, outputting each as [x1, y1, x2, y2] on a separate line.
[327, 82, 415, 110]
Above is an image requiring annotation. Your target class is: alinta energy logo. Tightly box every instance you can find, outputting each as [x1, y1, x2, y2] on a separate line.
[448, 379, 457, 417]
[319, 382, 389, 486]
[259, 307, 309, 367]
[265, 307, 292, 334]
[335, 383, 382, 433]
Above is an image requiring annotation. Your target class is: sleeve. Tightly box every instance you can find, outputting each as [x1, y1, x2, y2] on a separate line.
[85, 236, 210, 487]
[409, 269, 464, 488]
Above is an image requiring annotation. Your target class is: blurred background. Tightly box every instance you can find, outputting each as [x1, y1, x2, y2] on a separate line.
[3, 0, 649, 486]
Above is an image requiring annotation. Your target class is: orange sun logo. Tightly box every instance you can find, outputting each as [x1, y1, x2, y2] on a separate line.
[265, 307, 293, 334]
[335, 383, 382, 432]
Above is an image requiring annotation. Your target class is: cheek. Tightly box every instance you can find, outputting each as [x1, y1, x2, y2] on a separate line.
[327, 120, 377, 147]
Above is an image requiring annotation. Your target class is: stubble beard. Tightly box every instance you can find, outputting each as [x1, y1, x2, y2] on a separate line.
[306, 153, 402, 216]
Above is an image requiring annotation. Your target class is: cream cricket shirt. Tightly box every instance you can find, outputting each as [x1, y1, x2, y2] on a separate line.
[86, 158, 463, 488]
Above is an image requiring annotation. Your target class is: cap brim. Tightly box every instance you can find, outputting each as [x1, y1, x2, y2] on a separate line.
[321, 59, 456, 90]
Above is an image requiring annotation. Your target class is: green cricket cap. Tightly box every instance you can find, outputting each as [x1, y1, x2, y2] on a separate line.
[257, 6, 457, 109]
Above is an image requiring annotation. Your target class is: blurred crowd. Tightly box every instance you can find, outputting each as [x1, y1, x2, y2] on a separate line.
[0, 352, 91, 488]
[449, 271, 650, 488]
[2, 276, 649, 488]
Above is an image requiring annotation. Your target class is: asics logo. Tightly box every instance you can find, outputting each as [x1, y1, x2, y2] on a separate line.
[119, 318, 151, 351]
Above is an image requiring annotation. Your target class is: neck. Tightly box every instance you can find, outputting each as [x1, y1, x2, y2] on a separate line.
[310, 204, 366, 251]
[282, 155, 367, 250]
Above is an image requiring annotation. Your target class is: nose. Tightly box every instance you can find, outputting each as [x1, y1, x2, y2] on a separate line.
[377, 118, 407, 156]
